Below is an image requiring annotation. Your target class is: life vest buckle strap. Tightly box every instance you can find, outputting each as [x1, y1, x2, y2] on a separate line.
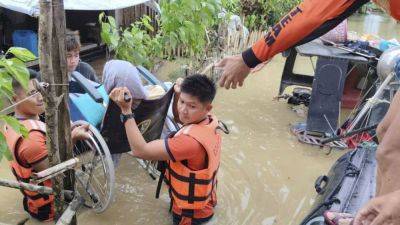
[167, 167, 213, 185]
[168, 185, 211, 202]
[188, 173, 196, 204]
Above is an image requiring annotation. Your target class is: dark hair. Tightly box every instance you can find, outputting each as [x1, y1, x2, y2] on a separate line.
[66, 30, 81, 52]
[180, 74, 216, 103]
[12, 69, 39, 91]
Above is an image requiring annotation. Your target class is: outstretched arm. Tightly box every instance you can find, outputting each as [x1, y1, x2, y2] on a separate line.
[109, 87, 171, 161]
[217, 0, 369, 89]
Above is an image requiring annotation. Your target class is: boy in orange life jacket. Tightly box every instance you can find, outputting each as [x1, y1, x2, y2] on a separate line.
[3, 71, 90, 221]
[109, 75, 222, 225]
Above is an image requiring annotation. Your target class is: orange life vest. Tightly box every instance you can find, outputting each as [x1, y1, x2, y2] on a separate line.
[3, 119, 54, 221]
[163, 115, 221, 222]
[390, 0, 400, 20]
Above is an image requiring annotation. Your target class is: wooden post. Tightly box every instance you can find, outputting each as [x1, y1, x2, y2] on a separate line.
[52, 0, 75, 223]
[38, 0, 64, 219]
[39, 0, 74, 223]
[115, 9, 124, 29]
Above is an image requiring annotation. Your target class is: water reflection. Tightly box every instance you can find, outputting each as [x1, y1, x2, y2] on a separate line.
[348, 13, 400, 40]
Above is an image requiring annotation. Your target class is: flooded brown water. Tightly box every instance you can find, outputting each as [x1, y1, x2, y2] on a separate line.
[1, 13, 399, 225]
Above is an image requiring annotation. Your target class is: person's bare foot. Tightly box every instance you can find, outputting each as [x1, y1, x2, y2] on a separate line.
[324, 211, 354, 225]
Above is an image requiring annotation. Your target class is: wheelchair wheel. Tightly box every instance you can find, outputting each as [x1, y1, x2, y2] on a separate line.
[72, 121, 115, 213]
[339, 75, 396, 146]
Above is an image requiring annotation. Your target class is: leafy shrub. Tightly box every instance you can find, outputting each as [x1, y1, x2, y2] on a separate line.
[99, 0, 222, 68]
[223, 0, 302, 30]
[100, 13, 162, 68]
[0, 47, 33, 161]
[159, 0, 221, 58]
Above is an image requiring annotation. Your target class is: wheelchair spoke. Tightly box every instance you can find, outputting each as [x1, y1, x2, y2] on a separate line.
[71, 121, 115, 213]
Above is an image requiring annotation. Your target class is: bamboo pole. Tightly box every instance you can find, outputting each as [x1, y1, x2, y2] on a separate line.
[56, 195, 85, 225]
[0, 178, 54, 195]
[32, 158, 79, 184]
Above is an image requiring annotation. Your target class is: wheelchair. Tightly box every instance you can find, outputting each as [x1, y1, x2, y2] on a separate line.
[68, 66, 179, 213]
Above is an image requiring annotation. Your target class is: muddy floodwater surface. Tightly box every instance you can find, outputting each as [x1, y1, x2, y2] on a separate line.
[1, 14, 399, 225]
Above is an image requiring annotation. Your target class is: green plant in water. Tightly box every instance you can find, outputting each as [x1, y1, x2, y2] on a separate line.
[0, 47, 34, 161]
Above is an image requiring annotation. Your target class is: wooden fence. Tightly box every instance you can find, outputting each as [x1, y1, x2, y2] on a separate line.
[117, 1, 159, 32]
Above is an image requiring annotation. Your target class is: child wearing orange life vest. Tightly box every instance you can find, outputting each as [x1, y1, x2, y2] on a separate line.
[109, 75, 222, 225]
[3, 71, 90, 221]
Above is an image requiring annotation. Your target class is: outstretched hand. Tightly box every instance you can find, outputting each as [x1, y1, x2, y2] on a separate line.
[109, 87, 133, 114]
[215, 54, 251, 89]
[354, 190, 400, 225]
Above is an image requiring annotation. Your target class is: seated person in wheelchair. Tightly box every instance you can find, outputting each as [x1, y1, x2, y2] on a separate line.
[69, 59, 161, 129]
[102, 59, 149, 165]
[110, 75, 222, 225]
[3, 71, 91, 222]
[102, 60, 149, 107]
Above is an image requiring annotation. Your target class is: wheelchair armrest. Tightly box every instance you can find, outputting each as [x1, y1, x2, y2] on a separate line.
[71, 71, 103, 103]
[136, 66, 168, 91]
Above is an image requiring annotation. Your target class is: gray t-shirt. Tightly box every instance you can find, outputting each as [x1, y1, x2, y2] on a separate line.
[75, 61, 99, 83]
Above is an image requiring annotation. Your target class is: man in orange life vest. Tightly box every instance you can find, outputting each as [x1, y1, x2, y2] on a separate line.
[3, 71, 90, 221]
[109, 74, 222, 225]
[216, 0, 400, 224]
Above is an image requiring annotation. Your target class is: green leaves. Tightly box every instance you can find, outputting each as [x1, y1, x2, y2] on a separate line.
[0, 116, 28, 162]
[0, 47, 31, 162]
[0, 115, 28, 137]
[159, 0, 221, 58]
[0, 58, 29, 90]
[7, 47, 37, 62]
[99, 12, 160, 68]
[99, 0, 222, 66]
[141, 16, 154, 32]
[0, 133, 12, 161]
[99, 12, 120, 50]
[0, 69, 14, 100]
[239, 0, 302, 30]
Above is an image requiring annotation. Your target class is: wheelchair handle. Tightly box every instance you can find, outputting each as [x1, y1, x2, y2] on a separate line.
[137, 66, 168, 91]
[71, 71, 103, 103]
[314, 175, 329, 194]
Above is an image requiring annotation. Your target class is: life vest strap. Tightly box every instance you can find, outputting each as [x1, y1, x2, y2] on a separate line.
[165, 169, 219, 203]
[155, 161, 167, 199]
[188, 173, 196, 204]
[165, 179, 211, 202]
[167, 167, 213, 185]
